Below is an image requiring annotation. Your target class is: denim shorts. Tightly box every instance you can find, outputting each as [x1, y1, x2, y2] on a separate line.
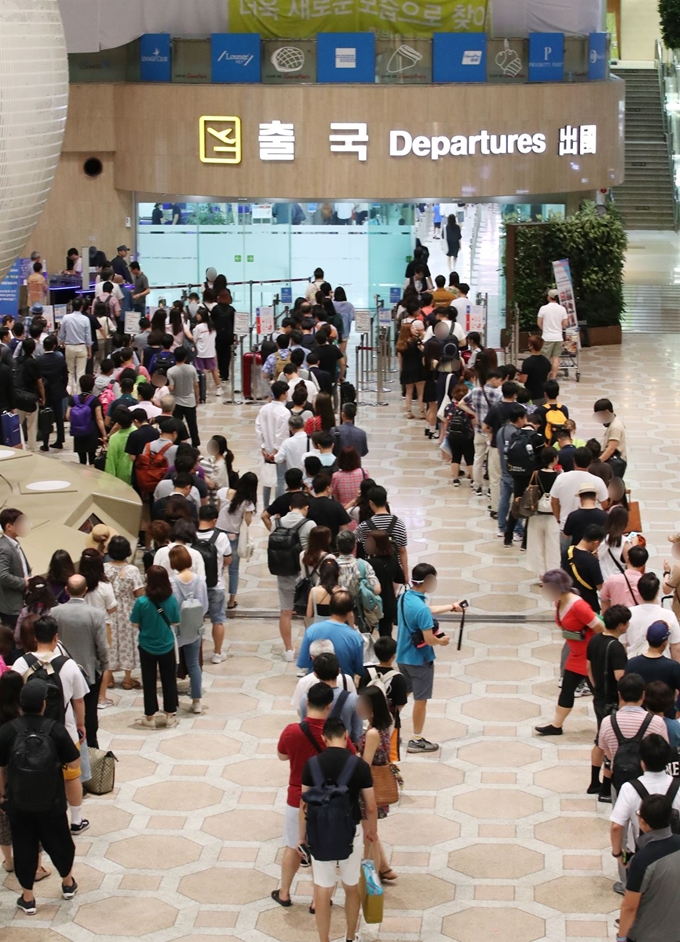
[208, 586, 226, 624]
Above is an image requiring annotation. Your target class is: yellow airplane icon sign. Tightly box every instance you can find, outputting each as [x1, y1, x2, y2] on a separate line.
[199, 116, 242, 164]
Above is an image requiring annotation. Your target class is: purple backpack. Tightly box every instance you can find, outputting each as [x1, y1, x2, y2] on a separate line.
[70, 395, 95, 437]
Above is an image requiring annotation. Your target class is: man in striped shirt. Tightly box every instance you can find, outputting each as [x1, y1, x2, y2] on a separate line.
[355, 485, 408, 576]
[462, 369, 503, 496]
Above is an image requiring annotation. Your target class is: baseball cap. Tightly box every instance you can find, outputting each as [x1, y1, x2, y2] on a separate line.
[117, 245, 130, 252]
[547, 289, 559, 300]
[30, 303, 43, 314]
[20, 679, 48, 712]
[647, 621, 671, 646]
[577, 483, 598, 495]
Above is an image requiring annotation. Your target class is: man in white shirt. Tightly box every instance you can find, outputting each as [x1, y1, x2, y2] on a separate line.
[424, 308, 466, 345]
[594, 397, 627, 464]
[450, 283, 473, 340]
[549, 447, 609, 552]
[537, 288, 568, 378]
[255, 380, 290, 505]
[12, 615, 91, 833]
[621, 572, 680, 660]
[195, 504, 233, 664]
[610, 734, 680, 894]
[59, 307, 92, 394]
[275, 415, 309, 472]
[291, 639, 357, 704]
[282, 362, 317, 406]
[305, 268, 325, 302]
[275, 494, 315, 662]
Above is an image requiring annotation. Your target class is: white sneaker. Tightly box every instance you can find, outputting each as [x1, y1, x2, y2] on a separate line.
[211, 652, 226, 664]
[284, 649, 295, 662]
[192, 701, 202, 714]
[296, 667, 308, 677]
[215, 386, 223, 396]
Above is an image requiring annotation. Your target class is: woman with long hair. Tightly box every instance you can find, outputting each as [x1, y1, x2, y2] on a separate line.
[150, 308, 167, 335]
[422, 337, 442, 437]
[466, 332, 485, 368]
[170, 545, 209, 715]
[397, 320, 426, 420]
[445, 214, 462, 271]
[211, 288, 235, 383]
[187, 307, 221, 393]
[447, 271, 461, 297]
[364, 530, 405, 637]
[301, 525, 333, 574]
[130, 565, 180, 729]
[216, 471, 258, 609]
[102, 536, 145, 700]
[526, 447, 561, 582]
[598, 506, 631, 580]
[535, 569, 602, 737]
[304, 392, 335, 436]
[168, 302, 189, 350]
[47, 549, 76, 605]
[357, 686, 398, 881]
[202, 434, 237, 491]
[14, 577, 57, 655]
[347, 477, 380, 526]
[79, 549, 117, 617]
[331, 447, 367, 506]
[306, 558, 341, 624]
[332, 286, 355, 353]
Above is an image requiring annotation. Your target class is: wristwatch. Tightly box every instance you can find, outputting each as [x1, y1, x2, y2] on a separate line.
[612, 851, 623, 858]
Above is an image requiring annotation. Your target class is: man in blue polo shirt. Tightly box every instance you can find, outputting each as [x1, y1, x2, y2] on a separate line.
[296, 590, 363, 679]
[396, 562, 464, 755]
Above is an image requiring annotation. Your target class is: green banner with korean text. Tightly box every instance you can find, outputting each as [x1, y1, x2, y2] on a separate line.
[230, 0, 488, 39]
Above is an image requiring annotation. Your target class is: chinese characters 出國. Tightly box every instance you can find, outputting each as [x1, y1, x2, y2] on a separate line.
[558, 124, 597, 157]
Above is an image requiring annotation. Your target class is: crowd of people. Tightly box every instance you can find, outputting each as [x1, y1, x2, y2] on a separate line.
[0, 255, 677, 942]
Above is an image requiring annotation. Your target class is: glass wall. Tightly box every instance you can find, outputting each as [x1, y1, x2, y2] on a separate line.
[136, 200, 414, 311]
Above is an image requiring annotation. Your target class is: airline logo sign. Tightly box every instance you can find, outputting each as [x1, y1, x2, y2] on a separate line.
[140, 34, 171, 82]
[211, 33, 261, 82]
[199, 117, 242, 164]
[432, 33, 486, 82]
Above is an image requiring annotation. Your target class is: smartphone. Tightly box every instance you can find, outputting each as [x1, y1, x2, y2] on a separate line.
[297, 843, 312, 867]
[460, 600, 469, 609]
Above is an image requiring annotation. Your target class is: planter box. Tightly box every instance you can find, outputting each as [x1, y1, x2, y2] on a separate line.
[518, 325, 621, 350]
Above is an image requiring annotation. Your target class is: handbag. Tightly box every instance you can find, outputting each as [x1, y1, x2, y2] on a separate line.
[15, 389, 38, 413]
[360, 850, 384, 924]
[260, 459, 278, 488]
[436, 374, 455, 422]
[518, 472, 540, 518]
[294, 562, 320, 616]
[625, 500, 642, 534]
[93, 445, 107, 471]
[371, 763, 400, 806]
[237, 518, 254, 561]
[83, 747, 117, 795]
[607, 450, 627, 479]
[38, 405, 54, 437]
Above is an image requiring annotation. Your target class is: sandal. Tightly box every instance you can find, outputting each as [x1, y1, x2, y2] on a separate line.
[227, 600, 238, 610]
[271, 889, 292, 908]
[121, 680, 141, 690]
[2, 862, 13, 873]
[379, 869, 398, 881]
[35, 866, 51, 882]
[309, 900, 333, 915]
[406, 412, 415, 419]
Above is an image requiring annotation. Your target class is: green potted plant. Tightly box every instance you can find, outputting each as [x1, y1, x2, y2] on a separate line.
[660, 0, 680, 49]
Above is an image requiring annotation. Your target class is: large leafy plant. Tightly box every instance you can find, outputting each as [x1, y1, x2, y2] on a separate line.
[507, 204, 627, 329]
[660, 0, 680, 50]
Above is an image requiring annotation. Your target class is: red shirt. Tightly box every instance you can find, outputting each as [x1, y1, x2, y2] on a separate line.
[557, 596, 597, 675]
[278, 717, 355, 807]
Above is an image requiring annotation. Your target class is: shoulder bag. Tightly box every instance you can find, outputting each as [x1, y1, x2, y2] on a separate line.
[518, 471, 540, 518]
[371, 762, 400, 806]
[556, 599, 587, 642]
[237, 518, 254, 561]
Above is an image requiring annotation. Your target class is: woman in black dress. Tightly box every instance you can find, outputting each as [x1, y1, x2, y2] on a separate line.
[445, 214, 462, 271]
[422, 337, 442, 439]
[365, 530, 405, 638]
[396, 320, 426, 420]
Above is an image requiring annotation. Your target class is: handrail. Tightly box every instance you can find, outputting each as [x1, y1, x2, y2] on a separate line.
[655, 39, 680, 231]
[468, 205, 483, 288]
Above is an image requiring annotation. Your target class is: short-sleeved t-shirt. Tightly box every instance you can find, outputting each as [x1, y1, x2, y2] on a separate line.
[12, 651, 90, 743]
[625, 655, 680, 708]
[562, 547, 603, 613]
[396, 590, 435, 666]
[107, 394, 136, 418]
[278, 718, 330, 807]
[306, 496, 351, 540]
[130, 595, 180, 655]
[520, 354, 551, 401]
[266, 492, 299, 519]
[314, 344, 344, 381]
[195, 527, 233, 592]
[603, 415, 627, 460]
[125, 423, 160, 457]
[563, 507, 608, 545]
[538, 301, 567, 341]
[586, 633, 628, 701]
[301, 747, 373, 824]
[167, 363, 198, 407]
[483, 401, 517, 448]
[358, 665, 408, 731]
[0, 715, 79, 813]
[550, 470, 609, 526]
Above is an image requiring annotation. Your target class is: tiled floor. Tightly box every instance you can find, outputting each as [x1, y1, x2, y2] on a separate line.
[2, 335, 679, 941]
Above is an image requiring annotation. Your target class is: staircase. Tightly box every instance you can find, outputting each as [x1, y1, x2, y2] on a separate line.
[612, 67, 677, 230]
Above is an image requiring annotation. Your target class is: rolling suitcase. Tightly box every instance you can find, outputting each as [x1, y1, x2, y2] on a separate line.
[197, 370, 207, 404]
[242, 352, 261, 400]
[1, 411, 21, 447]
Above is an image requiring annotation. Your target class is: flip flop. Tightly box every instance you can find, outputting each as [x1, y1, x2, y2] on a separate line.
[121, 680, 141, 690]
[271, 890, 292, 908]
[379, 869, 398, 881]
[227, 600, 238, 610]
[2, 862, 13, 873]
[35, 866, 51, 882]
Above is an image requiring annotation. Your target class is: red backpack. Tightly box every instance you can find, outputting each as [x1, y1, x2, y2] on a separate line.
[98, 380, 117, 414]
[135, 442, 172, 495]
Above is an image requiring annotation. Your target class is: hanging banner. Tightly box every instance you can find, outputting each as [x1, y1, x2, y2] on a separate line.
[0, 260, 24, 317]
[256, 306, 275, 334]
[234, 311, 250, 334]
[552, 257, 579, 353]
[229, 0, 488, 39]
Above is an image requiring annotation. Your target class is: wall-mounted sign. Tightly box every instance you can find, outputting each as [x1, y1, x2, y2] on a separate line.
[256, 306, 274, 334]
[588, 32, 608, 81]
[528, 32, 565, 83]
[199, 116, 242, 164]
[375, 39, 432, 84]
[280, 286, 293, 304]
[234, 311, 250, 334]
[317, 33, 375, 84]
[432, 33, 487, 83]
[262, 40, 316, 83]
[211, 33, 261, 83]
[487, 38, 527, 83]
[140, 34, 171, 83]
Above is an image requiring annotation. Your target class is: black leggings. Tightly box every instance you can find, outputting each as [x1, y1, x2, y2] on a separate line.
[139, 646, 178, 716]
[9, 810, 74, 890]
[558, 669, 591, 708]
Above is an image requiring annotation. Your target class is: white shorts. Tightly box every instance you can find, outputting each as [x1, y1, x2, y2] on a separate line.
[311, 828, 362, 888]
[283, 803, 300, 850]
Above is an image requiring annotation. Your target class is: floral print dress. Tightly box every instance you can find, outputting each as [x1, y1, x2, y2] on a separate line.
[104, 562, 144, 671]
[359, 726, 393, 820]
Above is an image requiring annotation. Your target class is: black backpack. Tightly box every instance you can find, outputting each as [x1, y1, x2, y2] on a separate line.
[7, 716, 61, 813]
[505, 427, 538, 475]
[611, 713, 653, 793]
[340, 381, 356, 405]
[446, 404, 473, 443]
[267, 518, 306, 577]
[152, 350, 175, 379]
[193, 530, 221, 589]
[22, 654, 68, 725]
[630, 778, 680, 836]
[302, 753, 359, 861]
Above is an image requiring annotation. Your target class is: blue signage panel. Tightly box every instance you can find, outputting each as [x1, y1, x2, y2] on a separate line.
[528, 32, 564, 83]
[389, 287, 401, 304]
[317, 33, 375, 84]
[211, 33, 261, 83]
[280, 286, 292, 304]
[588, 32, 608, 80]
[0, 260, 22, 317]
[433, 33, 487, 83]
[140, 34, 171, 82]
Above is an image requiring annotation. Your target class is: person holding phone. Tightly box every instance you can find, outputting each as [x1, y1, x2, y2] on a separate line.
[395, 562, 464, 755]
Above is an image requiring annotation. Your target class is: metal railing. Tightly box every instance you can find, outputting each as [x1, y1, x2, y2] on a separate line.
[655, 38, 680, 231]
[354, 297, 393, 408]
